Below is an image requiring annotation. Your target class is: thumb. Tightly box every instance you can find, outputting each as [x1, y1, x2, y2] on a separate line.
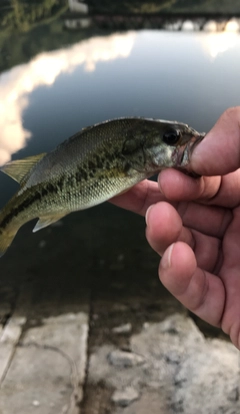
[191, 107, 240, 176]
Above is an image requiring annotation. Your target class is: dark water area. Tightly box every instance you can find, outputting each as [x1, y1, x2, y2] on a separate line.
[0, 11, 240, 340]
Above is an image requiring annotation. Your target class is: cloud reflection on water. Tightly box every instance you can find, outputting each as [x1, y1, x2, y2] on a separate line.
[0, 28, 239, 166]
[0, 32, 136, 165]
[200, 31, 239, 59]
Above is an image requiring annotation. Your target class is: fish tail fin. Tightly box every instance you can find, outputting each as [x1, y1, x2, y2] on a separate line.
[0, 228, 19, 257]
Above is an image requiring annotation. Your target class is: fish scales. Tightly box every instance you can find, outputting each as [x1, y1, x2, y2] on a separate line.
[0, 117, 205, 256]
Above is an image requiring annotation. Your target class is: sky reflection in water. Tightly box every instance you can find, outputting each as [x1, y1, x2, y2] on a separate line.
[0, 29, 240, 169]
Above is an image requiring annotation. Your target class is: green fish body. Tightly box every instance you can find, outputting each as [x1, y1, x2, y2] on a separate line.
[0, 118, 204, 256]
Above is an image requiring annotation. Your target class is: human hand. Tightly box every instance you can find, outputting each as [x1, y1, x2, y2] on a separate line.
[111, 107, 240, 349]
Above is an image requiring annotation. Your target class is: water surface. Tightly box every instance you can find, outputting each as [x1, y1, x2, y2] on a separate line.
[0, 26, 239, 258]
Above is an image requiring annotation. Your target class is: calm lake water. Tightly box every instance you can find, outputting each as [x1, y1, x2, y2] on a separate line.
[0, 26, 240, 267]
[1, 28, 240, 203]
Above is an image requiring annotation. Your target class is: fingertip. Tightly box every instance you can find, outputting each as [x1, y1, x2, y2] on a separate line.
[145, 202, 183, 256]
[158, 169, 203, 201]
[146, 200, 182, 232]
[159, 242, 197, 296]
[146, 201, 176, 227]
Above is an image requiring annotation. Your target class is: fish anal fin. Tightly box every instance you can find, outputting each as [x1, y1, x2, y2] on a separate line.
[1, 153, 46, 184]
[32, 213, 67, 233]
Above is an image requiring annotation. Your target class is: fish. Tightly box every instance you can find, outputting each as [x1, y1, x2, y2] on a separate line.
[0, 117, 205, 256]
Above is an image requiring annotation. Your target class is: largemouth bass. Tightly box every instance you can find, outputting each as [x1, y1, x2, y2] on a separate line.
[0, 117, 204, 256]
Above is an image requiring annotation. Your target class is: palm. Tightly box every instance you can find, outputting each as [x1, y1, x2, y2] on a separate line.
[216, 205, 240, 343]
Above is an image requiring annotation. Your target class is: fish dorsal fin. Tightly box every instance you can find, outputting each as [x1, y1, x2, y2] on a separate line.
[0, 153, 46, 184]
[32, 213, 67, 233]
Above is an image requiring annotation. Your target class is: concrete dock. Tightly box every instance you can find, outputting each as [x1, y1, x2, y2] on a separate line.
[0, 206, 239, 414]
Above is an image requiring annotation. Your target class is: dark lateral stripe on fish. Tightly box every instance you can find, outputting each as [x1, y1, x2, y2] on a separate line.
[0, 166, 108, 230]
[0, 182, 60, 230]
[0, 192, 42, 230]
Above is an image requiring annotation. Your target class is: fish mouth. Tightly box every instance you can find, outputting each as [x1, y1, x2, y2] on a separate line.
[177, 132, 205, 168]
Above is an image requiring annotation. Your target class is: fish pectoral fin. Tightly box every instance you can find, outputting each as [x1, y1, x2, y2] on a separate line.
[33, 214, 67, 233]
[1, 153, 47, 184]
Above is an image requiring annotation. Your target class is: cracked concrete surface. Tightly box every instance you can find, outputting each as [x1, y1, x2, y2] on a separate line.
[0, 208, 239, 414]
[0, 313, 88, 414]
[88, 314, 240, 414]
[0, 316, 26, 384]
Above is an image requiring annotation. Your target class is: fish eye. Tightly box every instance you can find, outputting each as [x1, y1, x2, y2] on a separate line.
[163, 128, 181, 146]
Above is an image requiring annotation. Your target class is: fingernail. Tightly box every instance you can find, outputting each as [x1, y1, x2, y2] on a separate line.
[161, 243, 175, 269]
[145, 205, 153, 226]
[158, 175, 163, 194]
